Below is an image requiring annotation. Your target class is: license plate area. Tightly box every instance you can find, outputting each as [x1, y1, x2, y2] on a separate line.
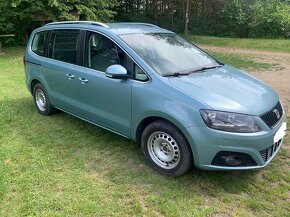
[274, 122, 287, 143]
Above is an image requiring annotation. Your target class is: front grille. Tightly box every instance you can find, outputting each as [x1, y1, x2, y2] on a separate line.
[260, 139, 282, 162]
[260, 101, 283, 128]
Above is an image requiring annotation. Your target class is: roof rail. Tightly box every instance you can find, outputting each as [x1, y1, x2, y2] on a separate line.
[45, 21, 109, 28]
[119, 22, 159, 28]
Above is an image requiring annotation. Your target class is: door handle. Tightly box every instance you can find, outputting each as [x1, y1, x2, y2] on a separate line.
[66, 74, 75, 80]
[79, 77, 89, 84]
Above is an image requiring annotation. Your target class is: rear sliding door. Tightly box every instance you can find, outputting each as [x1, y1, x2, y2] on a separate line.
[42, 29, 81, 114]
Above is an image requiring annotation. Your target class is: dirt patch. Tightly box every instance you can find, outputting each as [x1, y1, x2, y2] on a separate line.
[198, 44, 290, 117]
[199, 185, 212, 206]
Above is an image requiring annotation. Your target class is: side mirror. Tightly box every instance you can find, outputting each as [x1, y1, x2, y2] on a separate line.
[105, 65, 130, 80]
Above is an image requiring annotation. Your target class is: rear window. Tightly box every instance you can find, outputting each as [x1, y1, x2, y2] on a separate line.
[31, 31, 48, 56]
[49, 29, 80, 64]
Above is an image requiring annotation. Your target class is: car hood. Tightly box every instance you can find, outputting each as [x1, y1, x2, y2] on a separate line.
[168, 65, 278, 115]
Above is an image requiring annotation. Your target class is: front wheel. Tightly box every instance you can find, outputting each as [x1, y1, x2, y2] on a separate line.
[141, 120, 193, 176]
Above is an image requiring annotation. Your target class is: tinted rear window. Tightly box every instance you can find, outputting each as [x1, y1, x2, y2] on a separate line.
[49, 29, 80, 64]
[31, 31, 48, 56]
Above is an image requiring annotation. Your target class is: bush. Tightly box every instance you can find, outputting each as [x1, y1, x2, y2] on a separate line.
[249, 0, 290, 38]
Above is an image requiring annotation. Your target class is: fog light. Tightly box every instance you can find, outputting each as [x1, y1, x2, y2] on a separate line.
[222, 156, 242, 166]
[212, 151, 257, 167]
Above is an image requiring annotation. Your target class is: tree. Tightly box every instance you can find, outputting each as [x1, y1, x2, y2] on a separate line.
[1, 0, 290, 45]
[0, 0, 117, 43]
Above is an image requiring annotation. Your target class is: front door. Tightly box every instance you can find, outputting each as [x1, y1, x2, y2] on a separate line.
[75, 32, 132, 136]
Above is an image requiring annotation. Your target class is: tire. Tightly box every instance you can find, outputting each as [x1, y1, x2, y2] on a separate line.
[141, 120, 193, 177]
[33, 83, 57, 115]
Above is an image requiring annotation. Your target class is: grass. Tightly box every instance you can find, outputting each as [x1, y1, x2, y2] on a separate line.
[209, 52, 278, 70]
[0, 46, 289, 216]
[187, 35, 290, 53]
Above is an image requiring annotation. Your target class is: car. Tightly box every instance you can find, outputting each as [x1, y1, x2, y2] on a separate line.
[24, 21, 287, 176]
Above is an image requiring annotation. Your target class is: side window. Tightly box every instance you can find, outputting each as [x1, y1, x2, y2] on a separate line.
[86, 33, 124, 72]
[134, 64, 149, 82]
[49, 29, 80, 64]
[85, 31, 149, 82]
[31, 31, 48, 56]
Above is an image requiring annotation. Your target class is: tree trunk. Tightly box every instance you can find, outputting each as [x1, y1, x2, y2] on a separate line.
[145, 0, 149, 15]
[168, 0, 174, 29]
[125, 0, 128, 13]
[153, 0, 158, 24]
[184, 0, 189, 35]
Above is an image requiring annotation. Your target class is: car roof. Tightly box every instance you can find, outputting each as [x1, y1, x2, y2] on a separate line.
[39, 21, 173, 35]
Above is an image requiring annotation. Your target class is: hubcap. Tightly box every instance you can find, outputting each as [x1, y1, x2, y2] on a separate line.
[147, 131, 180, 169]
[35, 89, 47, 112]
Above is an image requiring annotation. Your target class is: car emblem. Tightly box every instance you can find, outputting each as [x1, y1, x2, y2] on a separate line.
[273, 109, 280, 119]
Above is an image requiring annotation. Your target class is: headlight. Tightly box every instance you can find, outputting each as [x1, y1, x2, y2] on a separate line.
[200, 110, 261, 133]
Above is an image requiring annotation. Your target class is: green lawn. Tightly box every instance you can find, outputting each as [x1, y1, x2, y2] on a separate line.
[187, 35, 290, 53]
[0, 47, 289, 216]
[209, 52, 278, 70]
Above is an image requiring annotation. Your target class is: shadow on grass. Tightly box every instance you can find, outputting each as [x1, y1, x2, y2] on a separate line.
[1, 96, 259, 198]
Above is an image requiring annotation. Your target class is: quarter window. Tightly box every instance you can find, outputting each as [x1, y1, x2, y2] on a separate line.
[49, 29, 80, 64]
[134, 64, 149, 81]
[31, 31, 48, 56]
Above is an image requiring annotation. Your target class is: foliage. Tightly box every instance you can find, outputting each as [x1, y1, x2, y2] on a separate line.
[0, 0, 116, 45]
[219, 0, 252, 37]
[249, 0, 290, 37]
[114, 0, 290, 38]
[190, 0, 290, 38]
[1, 0, 290, 46]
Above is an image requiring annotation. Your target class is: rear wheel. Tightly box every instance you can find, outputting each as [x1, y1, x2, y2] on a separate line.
[141, 120, 193, 176]
[33, 83, 57, 115]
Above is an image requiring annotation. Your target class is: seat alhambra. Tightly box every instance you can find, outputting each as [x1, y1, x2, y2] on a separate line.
[24, 21, 287, 176]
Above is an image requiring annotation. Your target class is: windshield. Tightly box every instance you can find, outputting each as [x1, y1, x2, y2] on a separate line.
[120, 33, 220, 76]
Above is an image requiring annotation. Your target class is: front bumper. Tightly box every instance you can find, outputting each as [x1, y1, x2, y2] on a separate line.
[186, 116, 287, 170]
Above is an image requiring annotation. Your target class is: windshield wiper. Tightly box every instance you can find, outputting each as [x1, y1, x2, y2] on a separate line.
[163, 72, 190, 77]
[188, 64, 223, 74]
[164, 64, 224, 77]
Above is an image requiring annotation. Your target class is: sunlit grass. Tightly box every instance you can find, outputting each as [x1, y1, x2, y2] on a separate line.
[188, 35, 290, 53]
[209, 52, 279, 70]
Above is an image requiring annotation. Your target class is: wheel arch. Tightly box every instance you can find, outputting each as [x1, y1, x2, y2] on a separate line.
[133, 112, 200, 161]
[31, 79, 41, 93]
[28, 74, 51, 98]
[135, 116, 162, 144]
[134, 115, 192, 150]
